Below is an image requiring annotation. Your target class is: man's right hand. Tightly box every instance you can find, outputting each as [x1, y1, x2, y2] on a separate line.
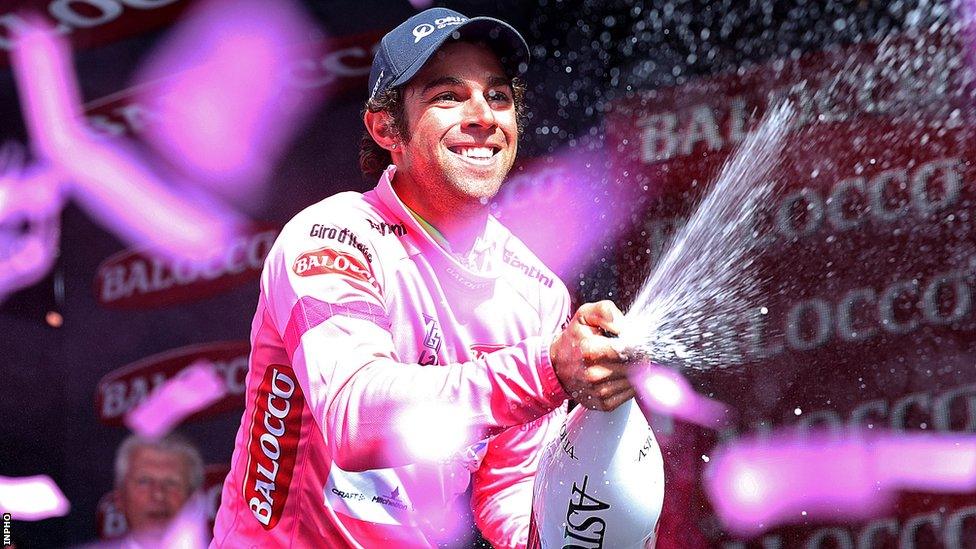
[549, 300, 635, 411]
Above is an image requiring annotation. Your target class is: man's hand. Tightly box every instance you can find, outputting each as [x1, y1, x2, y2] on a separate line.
[549, 300, 635, 411]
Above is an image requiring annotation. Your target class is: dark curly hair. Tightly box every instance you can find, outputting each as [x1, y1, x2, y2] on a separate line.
[359, 76, 527, 179]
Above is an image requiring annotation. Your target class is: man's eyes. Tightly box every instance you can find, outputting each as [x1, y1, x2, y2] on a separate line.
[487, 90, 511, 103]
[134, 476, 182, 490]
[430, 90, 512, 103]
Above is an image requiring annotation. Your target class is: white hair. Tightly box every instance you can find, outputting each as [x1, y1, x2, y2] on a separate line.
[114, 433, 205, 494]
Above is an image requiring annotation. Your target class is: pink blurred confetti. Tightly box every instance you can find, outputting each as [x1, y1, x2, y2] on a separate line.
[0, 475, 70, 520]
[125, 361, 228, 439]
[395, 401, 472, 463]
[494, 150, 638, 277]
[705, 431, 976, 537]
[134, 0, 323, 199]
[629, 363, 731, 428]
[9, 18, 248, 265]
[0, 142, 63, 304]
[159, 493, 209, 549]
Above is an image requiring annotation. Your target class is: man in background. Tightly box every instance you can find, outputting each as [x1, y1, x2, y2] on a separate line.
[113, 434, 204, 544]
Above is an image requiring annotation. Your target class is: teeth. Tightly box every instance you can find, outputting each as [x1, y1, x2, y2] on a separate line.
[453, 146, 494, 159]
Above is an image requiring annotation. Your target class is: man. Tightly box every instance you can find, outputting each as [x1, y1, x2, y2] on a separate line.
[114, 434, 204, 542]
[212, 7, 634, 548]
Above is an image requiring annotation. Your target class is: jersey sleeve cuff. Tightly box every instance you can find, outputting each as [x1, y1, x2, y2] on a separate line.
[537, 336, 568, 406]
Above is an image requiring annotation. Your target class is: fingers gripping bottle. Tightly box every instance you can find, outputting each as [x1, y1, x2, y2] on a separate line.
[528, 399, 664, 548]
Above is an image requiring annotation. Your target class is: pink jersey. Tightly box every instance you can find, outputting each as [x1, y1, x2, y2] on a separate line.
[212, 166, 571, 548]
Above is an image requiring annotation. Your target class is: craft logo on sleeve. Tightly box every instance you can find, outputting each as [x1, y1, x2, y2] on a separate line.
[292, 246, 378, 289]
[243, 364, 306, 529]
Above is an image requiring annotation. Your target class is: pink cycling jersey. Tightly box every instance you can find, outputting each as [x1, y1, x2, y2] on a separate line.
[212, 165, 571, 548]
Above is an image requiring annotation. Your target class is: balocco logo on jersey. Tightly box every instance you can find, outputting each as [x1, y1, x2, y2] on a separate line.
[95, 341, 249, 426]
[243, 363, 305, 529]
[94, 226, 278, 309]
[293, 246, 378, 289]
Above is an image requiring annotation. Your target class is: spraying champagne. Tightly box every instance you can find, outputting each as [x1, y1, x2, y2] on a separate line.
[529, 102, 795, 548]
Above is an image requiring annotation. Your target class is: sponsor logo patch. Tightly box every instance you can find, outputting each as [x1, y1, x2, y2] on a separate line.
[309, 225, 373, 263]
[372, 486, 411, 512]
[367, 219, 407, 237]
[470, 343, 506, 359]
[411, 16, 466, 43]
[418, 313, 442, 365]
[502, 249, 554, 288]
[293, 247, 378, 288]
[243, 364, 306, 529]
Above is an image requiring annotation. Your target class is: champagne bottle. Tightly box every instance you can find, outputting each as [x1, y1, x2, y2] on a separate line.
[528, 398, 664, 548]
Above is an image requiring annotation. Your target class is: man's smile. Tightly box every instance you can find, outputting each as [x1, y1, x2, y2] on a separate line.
[446, 144, 502, 165]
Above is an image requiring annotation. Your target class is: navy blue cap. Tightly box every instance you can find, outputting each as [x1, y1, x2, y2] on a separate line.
[367, 7, 530, 101]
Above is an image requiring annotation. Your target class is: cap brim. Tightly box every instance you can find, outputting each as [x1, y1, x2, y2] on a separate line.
[389, 16, 530, 90]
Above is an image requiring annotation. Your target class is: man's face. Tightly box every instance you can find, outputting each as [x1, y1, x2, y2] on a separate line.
[395, 41, 518, 207]
[118, 446, 192, 534]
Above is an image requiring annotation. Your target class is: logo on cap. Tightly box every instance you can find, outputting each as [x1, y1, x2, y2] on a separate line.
[412, 16, 468, 43]
[413, 23, 435, 43]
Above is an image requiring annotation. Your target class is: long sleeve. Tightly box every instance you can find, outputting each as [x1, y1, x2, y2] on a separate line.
[262, 215, 569, 472]
[468, 277, 572, 548]
[470, 405, 566, 548]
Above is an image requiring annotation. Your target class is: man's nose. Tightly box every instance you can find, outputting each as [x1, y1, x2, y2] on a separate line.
[462, 93, 496, 128]
[149, 481, 168, 502]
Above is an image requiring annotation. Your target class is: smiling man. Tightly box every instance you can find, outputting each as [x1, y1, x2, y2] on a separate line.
[212, 7, 634, 548]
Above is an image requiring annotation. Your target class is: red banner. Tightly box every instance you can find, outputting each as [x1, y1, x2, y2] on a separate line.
[0, 0, 192, 66]
[81, 30, 383, 139]
[94, 341, 249, 426]
[606, 28, 976, 548]
[93, 224, 277, 309]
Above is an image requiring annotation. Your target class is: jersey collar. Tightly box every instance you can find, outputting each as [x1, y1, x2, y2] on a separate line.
[374, 165, 501, 291]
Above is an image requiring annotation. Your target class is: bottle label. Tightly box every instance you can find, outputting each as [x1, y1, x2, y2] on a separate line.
[562, 474, 611, 548]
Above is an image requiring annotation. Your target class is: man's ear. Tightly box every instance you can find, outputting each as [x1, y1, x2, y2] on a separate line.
[363, 110, 399, 151]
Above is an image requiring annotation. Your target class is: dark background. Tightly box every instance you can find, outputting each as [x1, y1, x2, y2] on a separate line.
[4, 1, 975, 547]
